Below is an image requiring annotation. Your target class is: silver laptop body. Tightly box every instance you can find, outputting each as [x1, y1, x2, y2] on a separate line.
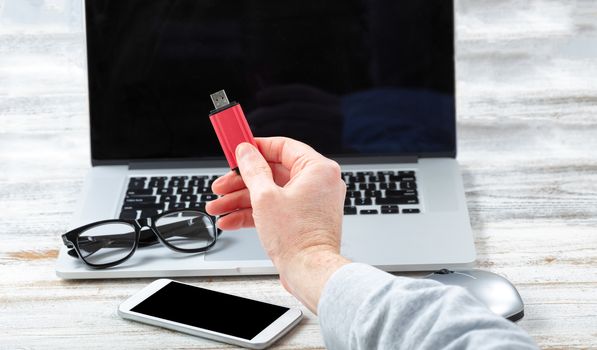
[56, 0, 475, 279]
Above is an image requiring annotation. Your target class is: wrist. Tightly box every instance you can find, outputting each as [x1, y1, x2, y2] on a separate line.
[278, 245, 350, 313]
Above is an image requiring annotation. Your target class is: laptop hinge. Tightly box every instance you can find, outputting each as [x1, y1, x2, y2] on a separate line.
[128, 160, 228, 170]
[334, 155, 418, 165]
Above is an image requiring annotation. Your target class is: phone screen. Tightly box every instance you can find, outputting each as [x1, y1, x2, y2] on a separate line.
[131, 281, 289, 340]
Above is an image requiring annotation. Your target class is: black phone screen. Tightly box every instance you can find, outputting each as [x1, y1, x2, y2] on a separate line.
[131, 281, 289, 340]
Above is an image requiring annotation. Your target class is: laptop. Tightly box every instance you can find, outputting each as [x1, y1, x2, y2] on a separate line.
[56, 0, 475, 279]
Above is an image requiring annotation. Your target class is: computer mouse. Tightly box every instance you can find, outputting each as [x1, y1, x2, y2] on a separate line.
[425, 269, 524, 322]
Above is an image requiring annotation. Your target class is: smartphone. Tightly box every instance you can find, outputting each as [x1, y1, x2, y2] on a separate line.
[118, 279, 303, 349]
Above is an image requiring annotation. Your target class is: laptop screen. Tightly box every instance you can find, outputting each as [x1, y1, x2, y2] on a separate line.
[86, 0, 455, 163]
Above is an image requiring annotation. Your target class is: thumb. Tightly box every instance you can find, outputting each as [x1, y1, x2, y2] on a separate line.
[236, 142, 276, 192]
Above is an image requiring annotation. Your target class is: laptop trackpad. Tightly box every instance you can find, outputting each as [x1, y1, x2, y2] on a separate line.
[205, 228, 268, 261]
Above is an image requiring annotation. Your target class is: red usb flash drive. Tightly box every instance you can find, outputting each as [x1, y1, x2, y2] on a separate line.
[209, 90, 257, 173]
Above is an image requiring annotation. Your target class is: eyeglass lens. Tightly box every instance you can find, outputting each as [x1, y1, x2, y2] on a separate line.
[76, 222, 136, 265]
[155, 211, 216, 250]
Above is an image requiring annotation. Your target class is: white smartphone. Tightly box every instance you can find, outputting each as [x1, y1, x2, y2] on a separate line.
[118, 279, 303, 349]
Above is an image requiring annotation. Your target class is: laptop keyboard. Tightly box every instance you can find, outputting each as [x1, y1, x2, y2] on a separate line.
[119, 170, 420, 220]
[342, 171, 420, 215]
[120, 175, 222, 220]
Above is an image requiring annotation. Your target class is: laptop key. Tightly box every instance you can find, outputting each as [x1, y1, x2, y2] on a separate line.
[171, 202, 187, 209]
[364, 190, 382, 198]
[381, 208, 400, 214]
[354, 198, 372, 206]
[150, 176, 168, 181]
[177, 187, 192, 194]
[197, 187, 212, 194]
[159, 195, 178, 202]
[386, 190, 418, 198]
[124, 196, 157, 204]
[148, 180, 166, 188]
[380, 183, 397, 190]
[399, 176, 416, 182]
[189, 179, 204, 188]
[126, 188, 153, 196]
[400, 181, 417, 190]
[360, 209, 379, 215]
[201, 194, 218, 201]
[126, 202, 165, 210]
[376, 197, 419, 205]
[140, 209, 159, 218]
[169, 179, 183, 187]
[181, 194, 198, 202]
[344, 198, 352, 206]
[128, 179, 146, 189]
[348, 175, 366, 183]
[344, 206, 357, 215]
[368, 175, 383, 183]
[190, 202, 206, 211]
[402, 208, 420, 214]
[398, 171, 415, 176]
[390, 174, 417, 182]
[119, 210, 138, 220]
[359, 183, 376, 191]
[156, 188, 175, 195]
[347, 190, 362, 198]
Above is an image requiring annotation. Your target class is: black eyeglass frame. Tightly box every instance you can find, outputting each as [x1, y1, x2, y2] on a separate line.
[61, 208, 219, 269]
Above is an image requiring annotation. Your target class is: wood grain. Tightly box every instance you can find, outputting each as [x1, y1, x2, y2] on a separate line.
[1, 0, 596, 349]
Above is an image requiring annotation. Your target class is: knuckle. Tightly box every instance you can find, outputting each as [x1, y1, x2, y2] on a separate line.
[312, 159, 342, 181]
[327, 160, 342, 177]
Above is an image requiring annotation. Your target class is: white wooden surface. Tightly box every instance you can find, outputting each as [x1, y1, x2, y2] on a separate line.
[1, 0, 596, 349]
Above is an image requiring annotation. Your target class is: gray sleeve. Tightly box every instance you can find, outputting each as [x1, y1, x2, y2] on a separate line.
[317, 263, 538, 350]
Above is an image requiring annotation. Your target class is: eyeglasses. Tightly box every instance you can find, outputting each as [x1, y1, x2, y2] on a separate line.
[62, 209, 219, 268]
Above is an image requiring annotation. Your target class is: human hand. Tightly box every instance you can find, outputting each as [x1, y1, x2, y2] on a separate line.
[206, 137, 350, 312]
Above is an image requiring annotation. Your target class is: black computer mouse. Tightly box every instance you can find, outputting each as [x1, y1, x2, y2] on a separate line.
[425, 269, 525, 322]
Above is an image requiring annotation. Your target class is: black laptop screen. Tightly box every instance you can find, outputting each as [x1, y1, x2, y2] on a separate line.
[86, 0, 455, 163]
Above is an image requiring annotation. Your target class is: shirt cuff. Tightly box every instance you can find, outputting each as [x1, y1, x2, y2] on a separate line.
[317, 262, 396, 349]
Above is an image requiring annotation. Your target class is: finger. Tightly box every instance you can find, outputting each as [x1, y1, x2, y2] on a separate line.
[235, 142, 276, 193]
[255, 137, 323, 172]
[215, 209, 255, 230]
[212, 171, 246, 195]
[211, 162, 290, 193]
[205, 188, 251, 216]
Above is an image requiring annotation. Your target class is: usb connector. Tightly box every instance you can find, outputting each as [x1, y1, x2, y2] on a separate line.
[210, 89, 230, 110]
[208, 90, 257, 172]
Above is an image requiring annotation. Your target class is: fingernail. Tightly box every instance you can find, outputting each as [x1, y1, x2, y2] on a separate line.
[212, 175, 224, 186]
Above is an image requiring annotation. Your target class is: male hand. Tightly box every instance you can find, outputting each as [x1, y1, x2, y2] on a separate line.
[206, 137, 350, 312]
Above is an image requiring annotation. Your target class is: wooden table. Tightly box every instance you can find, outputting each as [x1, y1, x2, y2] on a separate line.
[1, 1, 596, 348]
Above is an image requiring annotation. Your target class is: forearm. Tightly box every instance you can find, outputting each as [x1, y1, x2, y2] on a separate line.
[318, 263, 538, 350]
[278, 249, 350, 313]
